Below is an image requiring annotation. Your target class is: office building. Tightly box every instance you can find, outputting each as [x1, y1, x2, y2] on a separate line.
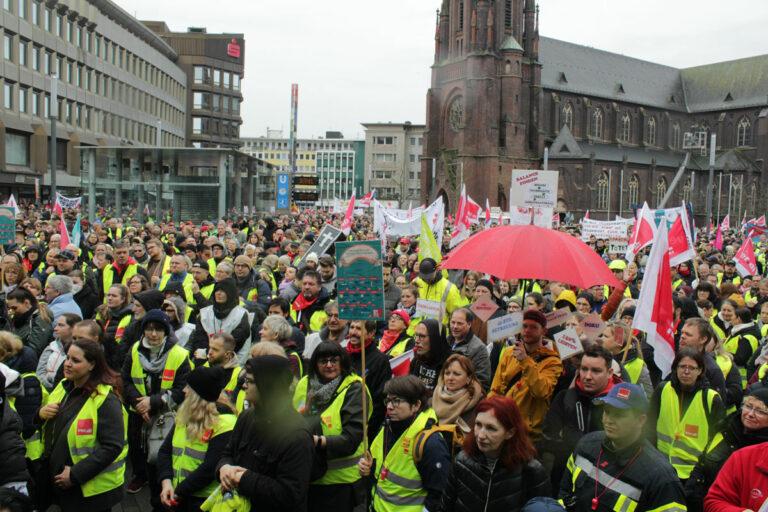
[363, 122, 424, 206]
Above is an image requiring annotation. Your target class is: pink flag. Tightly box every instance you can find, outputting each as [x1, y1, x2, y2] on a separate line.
[52, 195, 63, 218]
[720, 214, 731, 232]
[734, 237, 758, 277]
[668, 214, 695, 266]
[584, 210, 590, 220]
[389, 349, 414, 377]
[58, 217, 71, 249]
[340, 191, 355, 236]
[756, 215, 766, 227]
[485, 198, 491, 229]
[714, 223, 724, 251]
[359, 190, 376, 207]
[625, 202, 655, 263]
[632, 221, 675, 378]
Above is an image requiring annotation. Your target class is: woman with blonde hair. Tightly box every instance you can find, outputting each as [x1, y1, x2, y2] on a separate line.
[597, 321, 653, 397]
[432, 353, 484, 428]
[459, 271, 482, 305]
[1, 261, 27, 295]
[157, 366, 236, 512]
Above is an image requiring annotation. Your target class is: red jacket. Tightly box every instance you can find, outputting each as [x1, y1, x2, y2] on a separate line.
[705, 442, 768, 512]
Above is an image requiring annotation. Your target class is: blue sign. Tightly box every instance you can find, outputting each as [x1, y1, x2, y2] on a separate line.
[276, 173, 290, 209]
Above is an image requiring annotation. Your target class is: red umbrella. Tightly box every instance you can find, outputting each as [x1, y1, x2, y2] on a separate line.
[441, 225, 621, 289]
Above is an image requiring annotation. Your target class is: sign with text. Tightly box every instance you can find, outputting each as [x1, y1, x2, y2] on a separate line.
[510, 170, 559, 209]
[554, 328, 584, 360]
[580, 219, 631, 243]
[487, 312, 524, 343]
[582, 313, 606, 342]
[335, 241, 384, 321]
[0, 206, 15, 244]
[416, 299, 443, 321]
[545, 307, 572, 329]
[470, 297, 500, 323]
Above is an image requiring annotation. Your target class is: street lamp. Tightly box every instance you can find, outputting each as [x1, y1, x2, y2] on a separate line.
[49, 74, 58, 205]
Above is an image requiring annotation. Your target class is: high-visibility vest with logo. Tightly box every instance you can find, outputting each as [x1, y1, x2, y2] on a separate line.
[623, 358, 646, 385]
[8, 372, 48, 460]
[171, 413, 237, 497]
[370, 409, 437, 512]
[199, 283, 215, 301]
[379, 336, 413, 359]
[715, 354, 737, 415]
[46, 382, 128, 497]
[159, 273, 195, 304]
[129, 343, 189, 396]
[102, 263, 139, 298]
[292, 374, 371, 485]
[724, 332, 759, 388]
[656, 382, 716, 479]
[717, 273, 742, 287]
[758, 363, 768, 381]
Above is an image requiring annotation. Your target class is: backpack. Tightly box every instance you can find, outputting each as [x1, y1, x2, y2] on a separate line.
[412, 418, 469, 463]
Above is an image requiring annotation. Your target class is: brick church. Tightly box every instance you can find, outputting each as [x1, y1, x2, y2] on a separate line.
[421, 0, 768, 222]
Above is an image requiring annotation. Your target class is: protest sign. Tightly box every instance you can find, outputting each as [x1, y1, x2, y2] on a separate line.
[302, 224, 342, 263]
[580, 219, 631, 242]
[0, 206, 15, 244]
[510, 170, 559, 209]
[554, 328, 584, 360]
[487, 312, 524, 343]
[416, 299, 443, 321]
[335, 241, 385, 320]
[545, 307, 572, 329]
[471, 297, 500, 323]
[582, 313, 606, 342]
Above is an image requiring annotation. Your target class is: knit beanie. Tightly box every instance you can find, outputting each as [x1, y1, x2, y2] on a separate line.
[475, 279, 494, 292]
[234, 255, 252, 268]
[187, 366, 226, 402]
[141, 309, 172, 335]
[523, 309, 548, 328]
[747, 384, 768, 408]
[135, 289, 165, 312]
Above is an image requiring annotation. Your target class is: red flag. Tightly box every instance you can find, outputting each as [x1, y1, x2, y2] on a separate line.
[720, 214, 730, 232]
[389, 349, 414, 377]
[584, 210, 590, 220]
[632, 221, 675, 378]
[340, 191, 355, 236]
[625, 202, 655, 263]
[52, 194, 63, 218]
[734, 237, 758, 277]
[714, 223, 724, 251]
[58, 218, 70, 249]
[359, 190, 376, 207]
[668, 214, 694, 266]
[756, 215, 766, 227]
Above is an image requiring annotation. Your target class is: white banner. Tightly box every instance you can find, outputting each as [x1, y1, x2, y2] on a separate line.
[580, 219, 632, 242]
[510, 170, 559, 209]
[374, 197, 444, 246]
[56, 193, 82, 210]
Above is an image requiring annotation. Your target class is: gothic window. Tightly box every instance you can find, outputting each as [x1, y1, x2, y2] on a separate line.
[596, 172, 609, 210]
[620, 113, 631, 142]
[646, 117, 657, 146]
[729, 175, 743, 215]
[562, 103, 573, 132]
[590, 109, 604, 140]
[672, 123, 681, 150]
[749, 180, 758, 216]
[458, 0, 464, 31]
[737, 117, 752, 147]
[656, 176, 667, 202]
[682, 177, 691, 203]
[628, 175, 639, 206]
[505, 0, 512, 29]
[448, 96, 465, 132]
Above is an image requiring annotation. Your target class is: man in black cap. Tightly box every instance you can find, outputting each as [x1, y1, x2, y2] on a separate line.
[189, 259, 216, 318]
[413, 258, 462, 326]
[53, 249, 78, 276]
[217, 355, 313, 511]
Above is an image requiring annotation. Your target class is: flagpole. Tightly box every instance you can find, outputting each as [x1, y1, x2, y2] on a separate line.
[361, 328, 368, 453]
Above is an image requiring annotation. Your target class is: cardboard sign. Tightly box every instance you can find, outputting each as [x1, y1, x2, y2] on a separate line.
[487, 312, 524, 343]
[471, 297, 499, 323]
[510, 170, 559, 209]
[336, 241, 385, 320]
[582, 313, 606, 342]
[416, 299, 443, 321]
[545, 307, 572, 329]
[302, 224, 342, 264]
[554, 328, 584, 360]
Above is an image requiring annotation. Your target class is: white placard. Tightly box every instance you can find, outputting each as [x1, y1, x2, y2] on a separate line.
[416, 299, 443, 321]
[554, 328, 584, 360]
[580, 219, 632, 242]
[545, 307, 572, 329]
[582, 313, 606, 342]
[487, 312, 524, 343]
[470, 297, 500, 323]
[510, 170, 559, 209]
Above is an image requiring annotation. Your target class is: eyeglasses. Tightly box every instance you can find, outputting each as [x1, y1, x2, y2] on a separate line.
[742, 402, 768, 418]
[384, 397, 404, 407]
[318, 357, 341, 367]
[677, 365, 702, 374]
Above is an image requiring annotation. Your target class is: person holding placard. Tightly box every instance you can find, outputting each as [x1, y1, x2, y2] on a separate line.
[596, 322, 653, 398]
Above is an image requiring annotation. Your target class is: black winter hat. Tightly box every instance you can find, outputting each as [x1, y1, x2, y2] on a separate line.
[187, 366, 227, 402]
[135, 289, 165, 312]
[747, 384, 768, 407]
[141, 309, 172, 335]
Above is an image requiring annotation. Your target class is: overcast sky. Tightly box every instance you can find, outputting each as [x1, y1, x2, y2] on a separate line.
[118, 0, 768, 140]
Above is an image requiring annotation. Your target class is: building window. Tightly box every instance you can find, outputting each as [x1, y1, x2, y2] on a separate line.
[44, 8, 50, 31]
[409, 154, 416, 163]
[18, 39, 26, 67]
[213, 69, 221, 86]
[55, 13, 62, 37]
[562, 103, 573, 131]
[65, 20, 72, 42]
[31, 89, 39, 115]
[505, 0, 513, 29]
[656, 177, 667, 202]
[590, 109, 603, 140]
[3, 32, 12, 61]
[2, 0, 10, 11]
[729, 175, 743, 215]
[30, 0, 37, 24]
[373, 153, 396, 162]
[193, 92, 204, 109]
[223, 72, 230, 88]
[672, 123, 681, 150]
[737, 117, 752, 147]
[193, 65, 206, 84]
[5, 132, 29, 166]
[212, 94, 220, 112]
[596, 172, 609, 210]
[18, 87, 26, 113]
[31, 44, 39, 70]
[682, 177, 691, 203]
[192, 117, 202, 134]
[374, 136, 395, 145]
[620, 113, 631, 142]
[3, 82, 13, 109]
[628, 174, 639, 206]
[17, 0, 24, 18]
[646, 117, 657, 146]
[233, 74, 240, 90]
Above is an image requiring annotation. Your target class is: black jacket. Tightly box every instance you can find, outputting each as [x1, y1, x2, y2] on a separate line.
[440, 451, 550, 512]
[348, 342, 392, 436]
[73, 281, 99, 320]
[216, 403, 314, 512]
[0, 398, 30, 486]
[101, 305, 133, 370]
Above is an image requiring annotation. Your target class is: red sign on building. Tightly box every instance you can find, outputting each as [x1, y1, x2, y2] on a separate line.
[227, 38, 241, 59]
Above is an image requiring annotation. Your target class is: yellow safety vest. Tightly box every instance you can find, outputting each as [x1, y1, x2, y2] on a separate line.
[656, 383, 716, 479]
[206, 258, 217, 277]
[45, 382, 128, 497]
[715, 354, 737, 415]
[413, 277, 462, 325]
[223, 366, 246, 414]
[623, 358, 646, 385]
[379, 336, 413, 359]
[370, 409, 437, 512]
[710, 317, 726, 342]
[199, 283, 215, 301]
[758, 363, 767, 381]
[158, 273, 196, 304]
[290, 306, 328, 334]
[8, 372, 48, 461]
[171, 413, 237, 497]
[717, 273, 742, 287]
[292, 374, 371, 485]
[129, 343, 189, 396]
[724, 332, 759, 389]
[102, 263, 139, 299]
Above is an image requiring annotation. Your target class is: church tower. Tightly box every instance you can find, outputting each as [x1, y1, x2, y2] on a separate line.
[423, 0, 542, 210]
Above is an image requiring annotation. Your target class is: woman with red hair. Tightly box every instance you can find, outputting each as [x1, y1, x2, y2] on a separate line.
[440, 396, 550, 512]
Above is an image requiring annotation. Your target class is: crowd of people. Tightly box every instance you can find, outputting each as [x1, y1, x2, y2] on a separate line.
[0, 203, 767, 512]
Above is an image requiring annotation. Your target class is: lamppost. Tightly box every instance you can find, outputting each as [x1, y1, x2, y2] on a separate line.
[49, 74, 58, 206]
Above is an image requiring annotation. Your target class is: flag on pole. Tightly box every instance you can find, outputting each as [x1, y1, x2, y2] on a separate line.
[741, 211, 747, 232]
[714, 223, 724, 251]
[625, 202, 655, 263]
[668, 213, 695, 266]
[58, 218, 71, 249]
[484, 199, 491, 229]
[389, 349, 414, 377]
[584, 210, 590, 220]
[53, 195, 63, 218]
[755, 215, 766, 227]
[734, 237, 758, 277]
[5, 194, 18, 216]
[359, 189, 376, 207]
[720, 214, 731, 232]
[632, 221, 675, 378]
[341, 191, 355, 236]
[71, 214, 82, 248]
[418, 213, 442, 263]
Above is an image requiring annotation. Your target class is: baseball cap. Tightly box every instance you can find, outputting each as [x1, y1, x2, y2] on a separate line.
[608, 259, 627, 271]
[55, 249, 77, 261]
[419, 258, 437, 276]
[593, 382, 648, 411]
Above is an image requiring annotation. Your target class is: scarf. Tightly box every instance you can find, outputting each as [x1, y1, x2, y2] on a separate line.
[113, 257, 138, 274]
[138, 336, 170, 377]
[346, 337, 374, 355]
[432, 375, 483, 425]
[292, 293, 318, 313]
[574, 375, 616, 396]
[307, 375, 343, 415]
[378, 330, 403, 354]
